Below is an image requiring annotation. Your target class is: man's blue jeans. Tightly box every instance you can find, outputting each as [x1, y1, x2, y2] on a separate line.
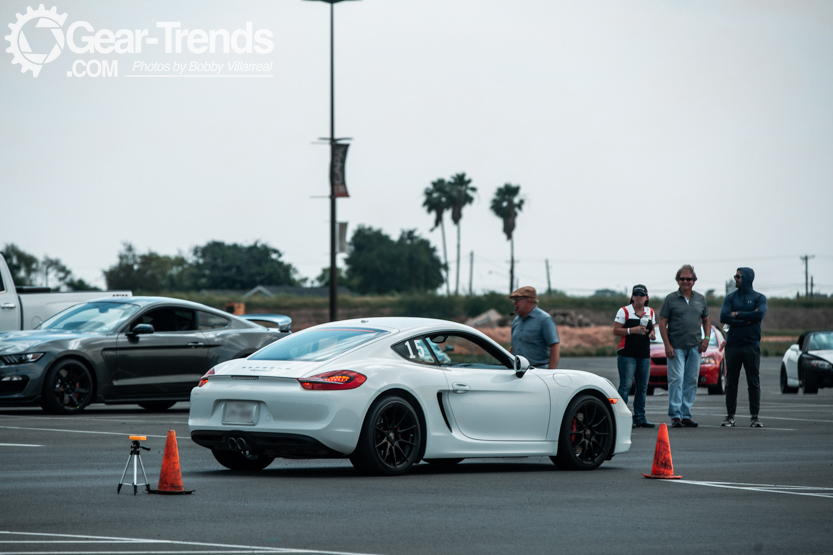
[617, 355, 650, 424]
[667, 347, 701, 420]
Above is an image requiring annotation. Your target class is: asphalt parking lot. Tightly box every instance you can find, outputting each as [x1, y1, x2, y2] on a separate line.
[1, 357, 832, 555]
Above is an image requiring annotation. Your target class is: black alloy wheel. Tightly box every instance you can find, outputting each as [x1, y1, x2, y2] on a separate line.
[551, 394, 614, 471]
[780, 365, 798, 394]
[211, 448, 275, 471]
[350, 395, 423, 476]
[138, 401, 177, 411]
[708, 362, 727, 395]
[41, 359, 94, 414]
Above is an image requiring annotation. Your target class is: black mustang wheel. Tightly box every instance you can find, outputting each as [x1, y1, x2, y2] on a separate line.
[41, 359, 94, 414]
[552, 394, 614, 470]
[350, 395, 423, 476]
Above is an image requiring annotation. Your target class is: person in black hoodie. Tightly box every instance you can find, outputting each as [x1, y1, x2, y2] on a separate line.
[720, 267, 767, 427]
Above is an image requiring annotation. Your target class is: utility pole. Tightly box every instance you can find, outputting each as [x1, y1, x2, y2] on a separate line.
[545, 259, 552, 297]
[800, 254, 815, 298]
[468, 251, 474, 295]
[811, 276, 814, 299]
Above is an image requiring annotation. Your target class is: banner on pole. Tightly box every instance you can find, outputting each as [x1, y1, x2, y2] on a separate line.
[331, 143, 350, 198]
[338, 222, 348, 253]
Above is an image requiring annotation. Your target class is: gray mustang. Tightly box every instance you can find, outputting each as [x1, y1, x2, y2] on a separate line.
[0, 297, 289, 414]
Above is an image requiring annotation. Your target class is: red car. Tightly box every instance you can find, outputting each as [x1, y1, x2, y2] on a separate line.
[644, 325, 727, 396]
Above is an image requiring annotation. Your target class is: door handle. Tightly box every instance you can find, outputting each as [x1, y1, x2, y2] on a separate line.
[187, 342, 205, 347]
[452, 383, 470, 394]
[1, 303, 16, 309]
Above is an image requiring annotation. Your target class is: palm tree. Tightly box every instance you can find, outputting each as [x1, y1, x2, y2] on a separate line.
[447, 172, 476, 295]
[490, 183, 524, 294]
[422, 178, 451, 295]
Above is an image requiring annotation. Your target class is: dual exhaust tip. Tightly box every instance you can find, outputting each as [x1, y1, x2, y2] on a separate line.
[227, 436, 250, 451]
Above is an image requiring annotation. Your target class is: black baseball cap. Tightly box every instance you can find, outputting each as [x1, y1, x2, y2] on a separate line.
[632, 284, 648, 295]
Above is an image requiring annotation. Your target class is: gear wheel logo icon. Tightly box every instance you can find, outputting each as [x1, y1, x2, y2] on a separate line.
[5, 4, 67, 77]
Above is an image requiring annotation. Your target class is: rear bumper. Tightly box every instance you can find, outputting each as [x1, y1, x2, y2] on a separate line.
[191, 430, 344, 458]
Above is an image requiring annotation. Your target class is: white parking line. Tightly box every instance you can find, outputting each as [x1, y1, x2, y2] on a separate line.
[0, 443, 43, 447]
[671, 480, 833, 499]
[0, 426, 170, 439]
[0, 532, 381, 555]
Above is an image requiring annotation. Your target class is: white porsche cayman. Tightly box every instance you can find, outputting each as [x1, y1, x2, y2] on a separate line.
[189, 317, 632, 475]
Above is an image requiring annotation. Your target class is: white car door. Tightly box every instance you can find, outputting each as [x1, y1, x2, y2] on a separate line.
[428, 332, 551, 441]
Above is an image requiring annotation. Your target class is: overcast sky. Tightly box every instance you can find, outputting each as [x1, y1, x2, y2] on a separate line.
[2, 0, 831, 300]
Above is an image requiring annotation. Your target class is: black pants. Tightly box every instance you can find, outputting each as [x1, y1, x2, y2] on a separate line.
[725, 342, 761, 417]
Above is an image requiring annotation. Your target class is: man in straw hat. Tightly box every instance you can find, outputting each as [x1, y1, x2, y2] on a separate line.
[509, 286, 560, 369]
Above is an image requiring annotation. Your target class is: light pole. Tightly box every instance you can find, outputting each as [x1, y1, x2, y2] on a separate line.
[307, 0, 356, 322]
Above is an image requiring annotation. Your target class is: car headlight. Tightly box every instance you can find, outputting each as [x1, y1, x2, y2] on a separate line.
[700, 356, 716, 365]
[0, 353, 45, 365]
[810, 360, 832, 370]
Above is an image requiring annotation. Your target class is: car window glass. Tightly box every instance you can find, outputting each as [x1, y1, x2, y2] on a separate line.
[0, 273, 5, 293]
[426, 333, 510, 369]
[250, 327, 388, 362]
[392, 339, 438, 366]
[40, 302, 141, 333]
[199, 311, 229, 330]
[808, 332, 833, 351]
[133, 308, 196, 332]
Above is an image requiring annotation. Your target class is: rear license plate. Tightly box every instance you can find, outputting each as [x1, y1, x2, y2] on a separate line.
[223, 401, 258, 425]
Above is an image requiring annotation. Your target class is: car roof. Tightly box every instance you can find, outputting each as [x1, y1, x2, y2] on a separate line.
[310, 317, 480, 339]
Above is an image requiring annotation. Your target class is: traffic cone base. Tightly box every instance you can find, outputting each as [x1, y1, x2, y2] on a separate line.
[642, 423, 681, 479]
[149, 430, 194, 495]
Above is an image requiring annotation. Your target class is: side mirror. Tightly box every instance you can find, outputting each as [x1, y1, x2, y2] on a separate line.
[514, 355, 530, 378]
[129, 323, 154, 337]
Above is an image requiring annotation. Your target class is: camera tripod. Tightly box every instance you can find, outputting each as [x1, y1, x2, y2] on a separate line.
[117, 435, 151, 495]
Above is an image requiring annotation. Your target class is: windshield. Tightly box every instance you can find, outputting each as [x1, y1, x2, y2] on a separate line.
[39, 302, 141, 333]
[249, 327, 389, 362]
[807, 332, 833, 351]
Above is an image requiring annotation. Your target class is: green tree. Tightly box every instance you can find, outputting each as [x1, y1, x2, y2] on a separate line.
[1, 243, 40, 286]
[40, 257, 72, 289]
[447, 172, 477, 295]
[422, 178, 451, 295]
[63, 278, 100, 291]
[103, 243, 191, 293]
[345, 226, 444, 295]
[490, 184, 525, 294]
[314, 267, 350, 289]
[190, 241, 298, 290]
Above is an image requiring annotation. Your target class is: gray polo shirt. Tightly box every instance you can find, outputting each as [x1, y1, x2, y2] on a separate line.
[511, 306, 559, 367]
[659, 289, 709, 349]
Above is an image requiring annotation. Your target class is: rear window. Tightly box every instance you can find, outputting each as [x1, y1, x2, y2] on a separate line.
[249, 327, 388, 362]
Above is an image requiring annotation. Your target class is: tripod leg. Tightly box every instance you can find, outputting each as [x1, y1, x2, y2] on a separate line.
[133, 453, 139, 494]
[117, 454, 132, 494]
[138, 453, 151, 493]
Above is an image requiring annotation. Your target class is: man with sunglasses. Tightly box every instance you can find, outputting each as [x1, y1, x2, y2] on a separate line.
[719, 268, 767, 428]
[659, 265, 711, 428]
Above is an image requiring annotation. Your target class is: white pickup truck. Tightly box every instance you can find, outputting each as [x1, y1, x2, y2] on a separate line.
[0, 253, 131, 331]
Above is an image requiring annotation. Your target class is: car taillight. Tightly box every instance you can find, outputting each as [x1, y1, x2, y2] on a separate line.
[198, 368, 215, 387]
[298, 370, 367, 391]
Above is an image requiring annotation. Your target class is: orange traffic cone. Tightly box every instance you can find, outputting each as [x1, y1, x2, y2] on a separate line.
[642, 423, 682, 479]
[149, 430, 194, 495]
